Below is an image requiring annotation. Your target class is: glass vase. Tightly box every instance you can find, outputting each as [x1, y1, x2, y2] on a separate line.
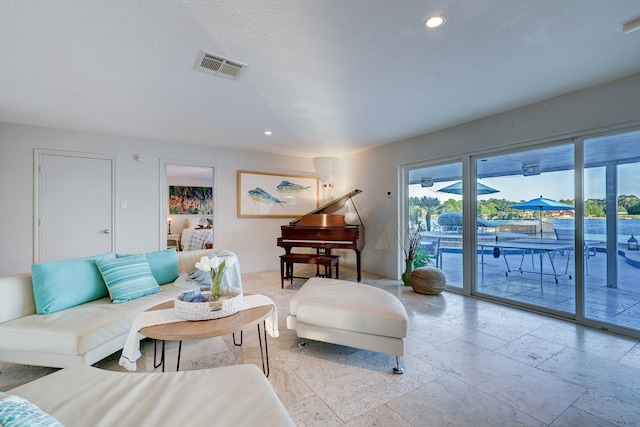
[207, 269, 243, 316]
[211, 272, 223, 301]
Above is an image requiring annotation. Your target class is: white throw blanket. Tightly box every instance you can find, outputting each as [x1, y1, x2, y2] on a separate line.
[183, 229, 213, 251]
[174, 250, 241, 290]
[118, 294, 279, 371]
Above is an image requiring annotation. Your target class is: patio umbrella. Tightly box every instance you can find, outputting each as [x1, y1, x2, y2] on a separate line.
[438, 181, 499, 195]
[509, 196, 575, 238]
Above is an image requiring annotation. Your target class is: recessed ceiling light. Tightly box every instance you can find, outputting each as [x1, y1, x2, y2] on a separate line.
[425, 14, 446, 29]
[264, 131, 272, 135]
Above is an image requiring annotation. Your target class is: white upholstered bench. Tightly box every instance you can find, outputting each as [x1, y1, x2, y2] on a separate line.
[286, 277, 409, 373]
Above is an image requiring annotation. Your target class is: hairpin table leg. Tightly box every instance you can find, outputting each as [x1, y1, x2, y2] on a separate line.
[257, 320, 270, 377]
[153, 340, 165, 372]
[233, 331, 243, 346]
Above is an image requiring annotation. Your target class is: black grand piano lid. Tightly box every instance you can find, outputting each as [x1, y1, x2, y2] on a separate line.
[289, 189, 363, 226]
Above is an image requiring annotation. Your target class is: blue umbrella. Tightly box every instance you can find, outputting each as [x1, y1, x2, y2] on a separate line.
[438, 181, 499, 195]
[509, 196, 575, 238]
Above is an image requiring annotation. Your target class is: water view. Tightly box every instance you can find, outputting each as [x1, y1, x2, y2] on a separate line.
[552, 218, 640, 241]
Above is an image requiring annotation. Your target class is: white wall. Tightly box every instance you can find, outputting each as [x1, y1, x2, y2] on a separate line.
[0, 124, 315, 275]
[341, 72, 640, 279]
[2, 72, 639, 278]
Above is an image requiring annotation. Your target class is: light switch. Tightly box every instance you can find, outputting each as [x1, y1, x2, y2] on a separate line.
[121, 201, 128, 208]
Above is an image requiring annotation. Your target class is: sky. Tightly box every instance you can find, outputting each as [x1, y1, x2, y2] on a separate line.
[410, 165, 640, 204]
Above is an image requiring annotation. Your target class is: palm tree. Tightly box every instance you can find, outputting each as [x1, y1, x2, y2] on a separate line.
[408, 197, 423, 227]
[415, 196, 441, 231]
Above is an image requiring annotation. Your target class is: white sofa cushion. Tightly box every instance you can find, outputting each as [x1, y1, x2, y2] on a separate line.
[0, 273, 34, 323]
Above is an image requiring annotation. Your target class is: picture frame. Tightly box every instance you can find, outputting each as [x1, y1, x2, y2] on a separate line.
[237, 170, 319, 218]
[169, 186, 213, 215]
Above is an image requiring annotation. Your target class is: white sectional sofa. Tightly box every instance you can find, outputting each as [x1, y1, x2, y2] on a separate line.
[0, 249, 296, 426]
[0, 249, 211, 368]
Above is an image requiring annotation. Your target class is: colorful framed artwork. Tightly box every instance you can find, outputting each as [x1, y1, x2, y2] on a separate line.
[237, 170, 319, 218]
[169, 186, 213, 214]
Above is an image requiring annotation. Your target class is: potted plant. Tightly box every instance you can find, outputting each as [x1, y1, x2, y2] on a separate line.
[401, 228, 422, 286]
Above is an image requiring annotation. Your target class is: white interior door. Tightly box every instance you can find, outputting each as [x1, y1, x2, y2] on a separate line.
[36, 151, 115, 262]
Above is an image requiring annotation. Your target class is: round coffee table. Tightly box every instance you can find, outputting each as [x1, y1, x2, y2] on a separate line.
[140, 299, 273, 375]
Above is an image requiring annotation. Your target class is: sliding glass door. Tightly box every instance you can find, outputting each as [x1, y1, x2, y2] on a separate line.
[407, 161, 463, 290]
[583, 130, 640, 331]
[403, 129, 640, 336]
[474, 143, 576, 315]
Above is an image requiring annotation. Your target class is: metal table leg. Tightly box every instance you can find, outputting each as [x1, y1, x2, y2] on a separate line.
[257, 320, 270, 377]
[233, 331, 243, 346]
[233, 325, 269, 377]
[153, 340, 164, 371]
[153, 339, 182, 372]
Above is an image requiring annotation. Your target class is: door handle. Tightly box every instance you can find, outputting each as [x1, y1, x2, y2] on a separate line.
[103, 229, 111, 234]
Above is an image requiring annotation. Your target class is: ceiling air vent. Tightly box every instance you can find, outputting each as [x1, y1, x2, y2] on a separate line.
[194, 50, 246, 79]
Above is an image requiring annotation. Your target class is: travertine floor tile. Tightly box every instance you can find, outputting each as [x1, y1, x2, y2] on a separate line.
[341, 405, 413, 427]
[571, 389, 640, 426]
[286, 395, 343, 427]
[539, 347, 640, 406]
[387, 374, 545, 427]
[494, 334, 566, 367]
[550, 406, 617, 427]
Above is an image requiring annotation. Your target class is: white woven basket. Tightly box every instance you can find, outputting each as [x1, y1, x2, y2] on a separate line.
[174, 288, 243, 321]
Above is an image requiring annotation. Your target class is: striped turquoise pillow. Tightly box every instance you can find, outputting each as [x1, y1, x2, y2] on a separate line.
[96, 254, 160, 303]
[116, 249, 179, 285]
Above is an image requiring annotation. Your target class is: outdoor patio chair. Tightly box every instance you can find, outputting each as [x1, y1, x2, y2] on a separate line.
[554, 228, 595, 274]
[420, 237, 442, 269]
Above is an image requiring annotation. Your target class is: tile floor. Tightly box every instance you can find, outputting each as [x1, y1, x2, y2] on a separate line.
[3, 266, 640, 426]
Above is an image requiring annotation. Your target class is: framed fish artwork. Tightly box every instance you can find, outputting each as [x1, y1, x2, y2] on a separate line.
[237, 170, 319, 218]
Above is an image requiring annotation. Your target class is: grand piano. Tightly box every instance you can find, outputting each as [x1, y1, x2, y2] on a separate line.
[277, 189, 365, 282]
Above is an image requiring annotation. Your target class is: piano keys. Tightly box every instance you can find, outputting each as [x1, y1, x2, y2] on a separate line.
[277, 189, 365, 282]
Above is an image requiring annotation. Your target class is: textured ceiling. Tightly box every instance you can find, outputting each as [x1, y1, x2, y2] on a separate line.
[1, 1, 640, 157]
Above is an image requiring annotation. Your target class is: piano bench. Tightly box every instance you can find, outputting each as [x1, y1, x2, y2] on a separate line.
[280, 254, 340, 288]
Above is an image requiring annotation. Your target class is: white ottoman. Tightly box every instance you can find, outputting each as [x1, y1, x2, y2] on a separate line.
[287, 277, 409, 373]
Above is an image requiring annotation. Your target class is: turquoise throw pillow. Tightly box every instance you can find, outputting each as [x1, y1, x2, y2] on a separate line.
[31, 253, 114, 314]
[96, 254, 160, 303]
[0, 392, 63, 426]
[116, 249, 179, 285]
